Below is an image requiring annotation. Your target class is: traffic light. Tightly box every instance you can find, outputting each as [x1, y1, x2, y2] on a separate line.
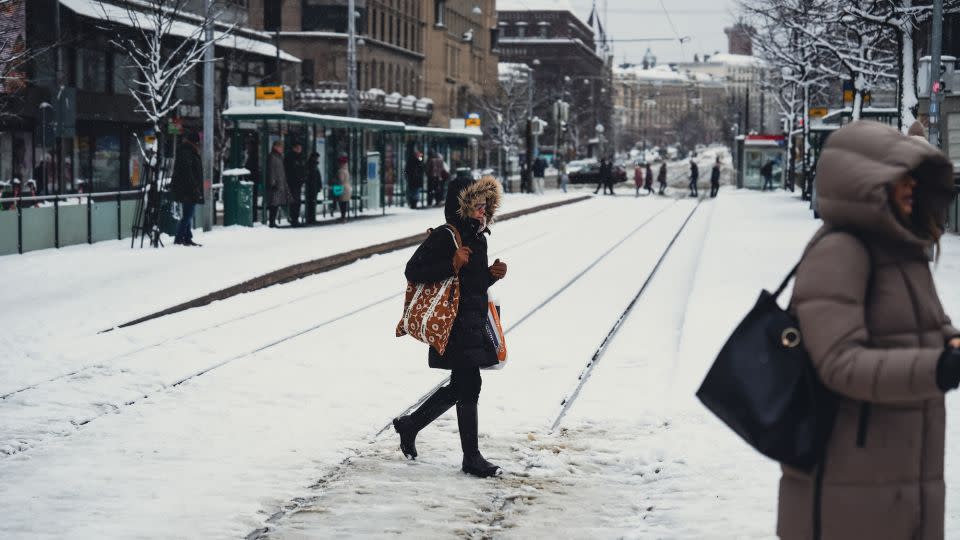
[560, 120, 568, 133]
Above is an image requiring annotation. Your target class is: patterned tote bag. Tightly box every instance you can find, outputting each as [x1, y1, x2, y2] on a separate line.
[396, 225, 462, 355]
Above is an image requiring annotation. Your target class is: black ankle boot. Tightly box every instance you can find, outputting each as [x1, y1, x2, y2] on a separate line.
[393, 385, 456, 460]
[457, 402, 502, 478]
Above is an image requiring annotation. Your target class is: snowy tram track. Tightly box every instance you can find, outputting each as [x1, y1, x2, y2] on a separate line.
[1, 200, 612, 403]
[0, 201, 614, 459]
[549, 201, 702, 431]
[470, 201, 704, 538]
[246, 200, 693, 540]
[375, 200, 679, 437]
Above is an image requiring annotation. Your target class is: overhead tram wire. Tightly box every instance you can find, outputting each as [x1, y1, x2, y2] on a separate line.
[658, 0, 688, 60]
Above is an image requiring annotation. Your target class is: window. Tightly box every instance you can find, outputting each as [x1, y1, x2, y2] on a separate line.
[389, 15, 394, 43]
[435, 0, 446, 26]
[112, 52, 133, 95]
[538, 22, 549, 38]
[489, 28, 499, 51]
[264, 0, 282, 31]
[301, 59, 315, 86]
[76, 48, 107, 93]
[516, 25, 526, 38]
[302, 1, 349, 33]
[380, 12, 385, 40]
[371, 8, 377, 35]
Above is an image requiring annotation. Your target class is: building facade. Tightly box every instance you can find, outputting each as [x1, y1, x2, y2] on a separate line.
[613, 64, 727, 152]
[0, 0, 295, 195]
[245, 0, 497, 127]
[495, 8, 610, 159]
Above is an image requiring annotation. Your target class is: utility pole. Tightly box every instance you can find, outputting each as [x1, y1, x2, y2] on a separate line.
[202, 0, 215, 231]
[347, 0, 359, 117]
[929, 0, 944, 147]
[54, 0, 63, 197]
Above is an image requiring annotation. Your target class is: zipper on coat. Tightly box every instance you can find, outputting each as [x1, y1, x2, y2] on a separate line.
[813, 461, 826, 540]
[855, 402, 871, 448]
[899, 263, 928, 529]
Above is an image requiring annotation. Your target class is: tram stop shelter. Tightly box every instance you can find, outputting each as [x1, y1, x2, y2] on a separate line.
[222, 108, 480, 223]
[735, 134, 788, 190]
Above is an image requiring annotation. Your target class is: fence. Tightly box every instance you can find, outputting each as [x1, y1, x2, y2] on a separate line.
[0, 190, 144, 255]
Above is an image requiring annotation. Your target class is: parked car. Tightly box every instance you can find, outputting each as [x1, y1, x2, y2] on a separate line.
[568, 160, 628, 184]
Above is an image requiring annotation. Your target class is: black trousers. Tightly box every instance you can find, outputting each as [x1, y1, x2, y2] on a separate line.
[710, 181, 719, 198]
[287, 181, 303, 224]
[450, 366, 482, 404]
[338, 200, 348, 220]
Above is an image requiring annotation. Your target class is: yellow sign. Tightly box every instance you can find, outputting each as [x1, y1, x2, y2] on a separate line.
[256, 86, 284, 101]
[808, 107, 828, 118]
[466, 117, 481, 128]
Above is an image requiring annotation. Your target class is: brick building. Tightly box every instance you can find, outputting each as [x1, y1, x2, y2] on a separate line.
[495, 8, 610, 158]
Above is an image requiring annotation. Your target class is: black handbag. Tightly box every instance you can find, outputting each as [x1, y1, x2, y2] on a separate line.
[696, 231, 867, 471]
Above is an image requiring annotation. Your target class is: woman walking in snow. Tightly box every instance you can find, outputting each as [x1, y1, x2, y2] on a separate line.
[394, 176, 508, 478]
[780, 120, 959, 539]
[644, 162, 654, 195]
[634, 162, 644, 197]
[332, 154, 352, 223]
[657, 161, 667, 195]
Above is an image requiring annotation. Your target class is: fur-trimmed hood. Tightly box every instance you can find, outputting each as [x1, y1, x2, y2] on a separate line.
[444, 175, 503, 233]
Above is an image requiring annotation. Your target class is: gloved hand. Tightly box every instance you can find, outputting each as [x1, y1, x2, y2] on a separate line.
[452, 246, 473, 273]
[489, 258, 507, 279]
[936, 347, 960, 392]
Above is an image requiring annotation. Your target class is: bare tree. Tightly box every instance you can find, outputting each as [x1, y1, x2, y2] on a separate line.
[95, 0, 233, 169]
[94, 0, 233, 246]
[476, 67, 536, 175]
[0, 37, 45, 119]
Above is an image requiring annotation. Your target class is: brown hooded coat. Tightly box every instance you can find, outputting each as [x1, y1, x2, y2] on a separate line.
[778, 121, 957, 539]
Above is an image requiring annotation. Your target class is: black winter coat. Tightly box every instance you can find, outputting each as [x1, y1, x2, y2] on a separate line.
[284, 151, 307, 186]
[710, 165, 721, 184]
[170, 142, 204, 204]
[404, 177, 501, 370]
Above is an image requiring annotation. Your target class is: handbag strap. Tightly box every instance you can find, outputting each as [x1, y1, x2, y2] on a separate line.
[774, 228, 872, 301]
[444, 223, 462, 250]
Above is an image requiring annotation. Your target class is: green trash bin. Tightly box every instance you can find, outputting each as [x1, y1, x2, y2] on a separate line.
[236, 180, 253, 227]
[223, 177, 239, 226]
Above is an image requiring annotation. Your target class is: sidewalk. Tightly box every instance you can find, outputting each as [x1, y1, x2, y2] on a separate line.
[0, 190, 585, 378]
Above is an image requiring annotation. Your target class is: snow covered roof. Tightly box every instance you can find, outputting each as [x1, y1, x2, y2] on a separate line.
[707, 53, 765, 68]
[497, 0, 576, 11]
[614, 64, 689, 83]
[222, 108, 405, 131]
[60, 0, 301, 63]
[404, 126, 482, 138]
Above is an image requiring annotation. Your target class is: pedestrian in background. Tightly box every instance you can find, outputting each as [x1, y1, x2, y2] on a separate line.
[779, 120, 958, 540]
[267, 140, 294, 228]
[170, 130, 204, 246]
[688, 159, 699, 198]
[428, 151, 447, 207]
[393, 175, 507, 478]
[761, 160, 775, 191]
[658, 161, 667, 195]
[333, 154, 352, 223]
[558, 160, 569, 193]
[710, 157, 721, 198]
[645, 162, 654, 195]
[634, 162, 644, 197]
[533, 156, 547, 194]
[406, 148, 425, 209]
[305, 151, 322, 224]
[284, 142, 306, 227]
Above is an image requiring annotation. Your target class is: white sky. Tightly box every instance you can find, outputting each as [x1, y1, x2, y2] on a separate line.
[497, 0, 741, 65]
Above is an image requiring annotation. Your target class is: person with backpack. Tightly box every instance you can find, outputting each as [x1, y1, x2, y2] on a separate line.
[779, 121, 958, 539]
[393, 175, 507, 478]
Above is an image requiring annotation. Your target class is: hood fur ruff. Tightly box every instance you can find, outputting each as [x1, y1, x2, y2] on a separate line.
[456, 176, 503, 224]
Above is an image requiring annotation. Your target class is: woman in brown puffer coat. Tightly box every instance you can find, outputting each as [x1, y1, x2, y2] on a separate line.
[780, 120, 959, 539]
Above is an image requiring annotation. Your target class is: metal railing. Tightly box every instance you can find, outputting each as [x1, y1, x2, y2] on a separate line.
[0, 189, 143, 255]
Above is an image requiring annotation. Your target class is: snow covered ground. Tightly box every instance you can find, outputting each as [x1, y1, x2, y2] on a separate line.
[9, 185, 952, 539]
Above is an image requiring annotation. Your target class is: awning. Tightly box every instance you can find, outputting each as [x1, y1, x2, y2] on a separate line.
[222, 108, 406, 131]
[59, 0, 301, 63]
[404, 126, 482, 139]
